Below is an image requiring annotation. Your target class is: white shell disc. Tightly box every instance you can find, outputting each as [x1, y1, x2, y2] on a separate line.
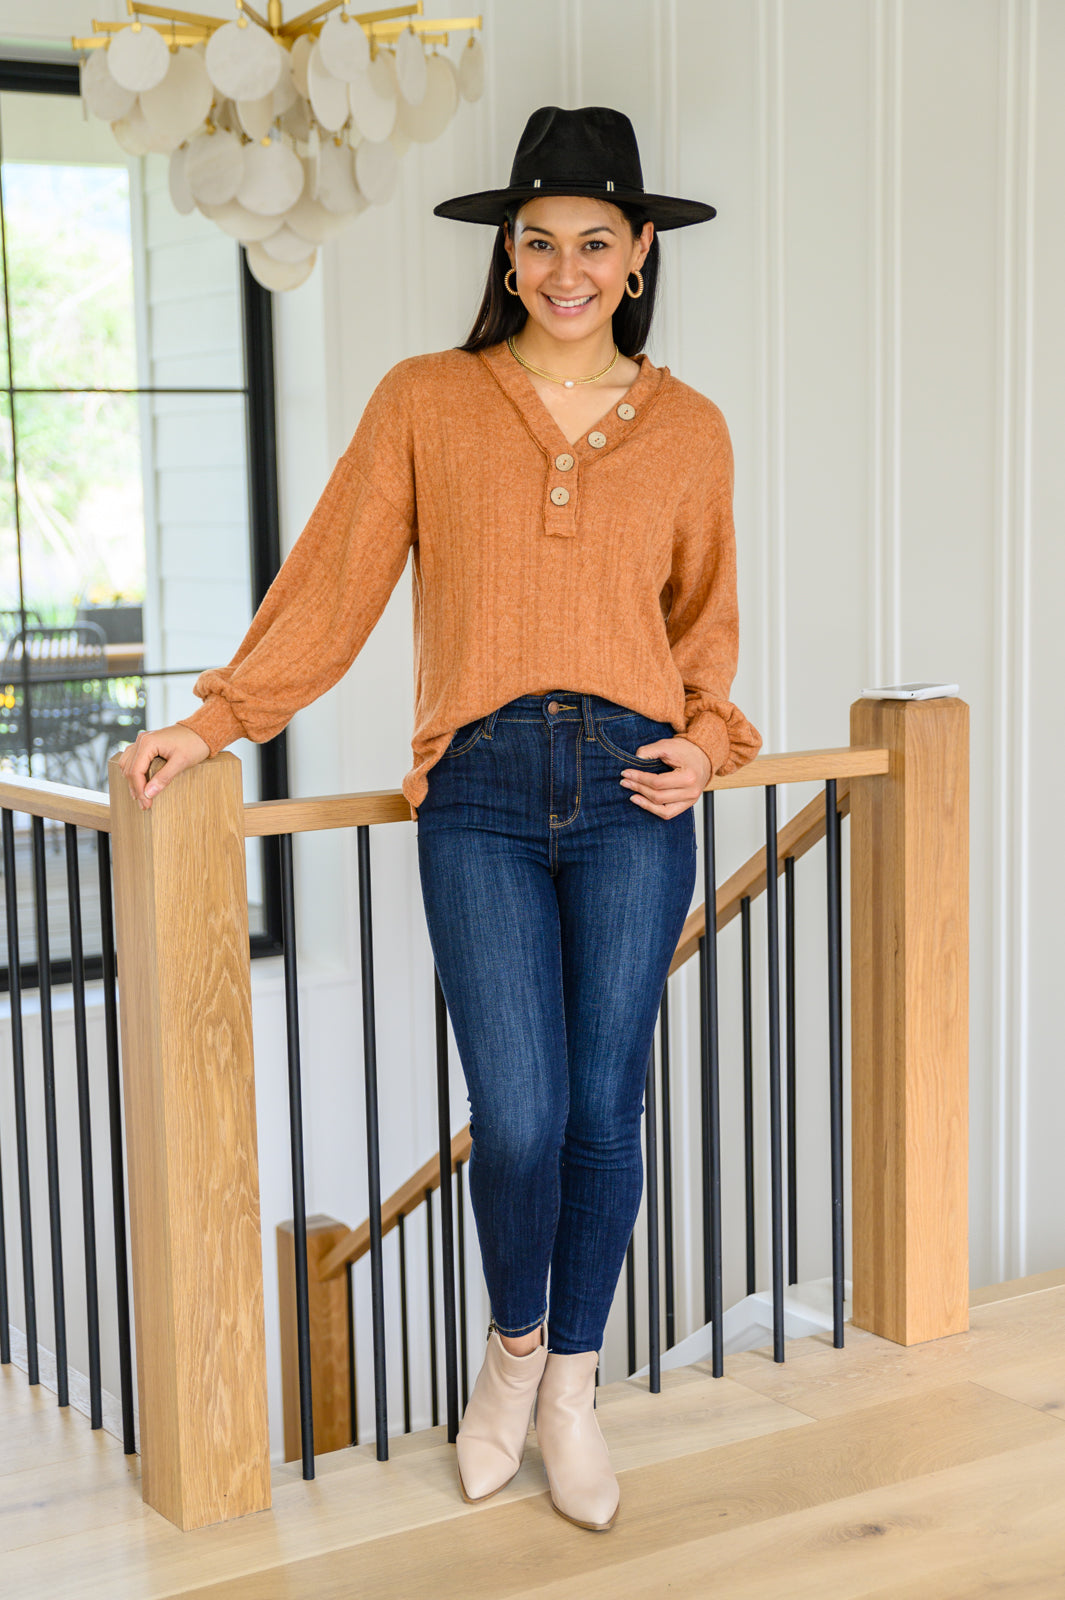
[205, 19, 282, 102]
[389, 124, 411, 157]
[401, 53, 457, 142]
[316, 138, 360, 214]
[111, 99, 183, 155]
[236, 138, 305, 216]
[140, 46, 214, 142]
[458, 35, 485, 102]
[237, 92, 275, 141]
[184, 128, 245, 205]
[289, 33, 314, 98]
[348, 54, 396, 142]
[279, 96, 312, 141]
[212, 96, 240, 134]
[245, 240, 317, 292]
[354, 136, 398, 205]
[106, 25, 170, 93]
[271, 47, 298, 116]
[394, 27, 427, 106]
[287, 159, 363, 240]
[260, 224, 318, 263]
[317, 12, 370, 81]
[307, 42, 350, 133]
[80, 49, 137, 121]
[168, 144, 196, 214]
[198, 197, 284, 242]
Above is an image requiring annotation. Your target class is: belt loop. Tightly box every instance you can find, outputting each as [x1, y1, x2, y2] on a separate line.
[484, 706, 502, 739]
[580, 693, 596, 742]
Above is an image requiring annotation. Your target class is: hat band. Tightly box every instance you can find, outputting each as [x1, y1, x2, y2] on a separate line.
[526, 177, 636, 193]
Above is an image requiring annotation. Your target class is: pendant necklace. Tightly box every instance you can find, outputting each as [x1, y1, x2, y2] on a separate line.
[507, 334, 620, 389]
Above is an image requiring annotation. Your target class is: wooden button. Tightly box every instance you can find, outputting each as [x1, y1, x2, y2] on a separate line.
[550, 486, 570, 506]
[617, 402, 636, 420]
[555, 452, 574, 471]
[588, 431, 607, 448]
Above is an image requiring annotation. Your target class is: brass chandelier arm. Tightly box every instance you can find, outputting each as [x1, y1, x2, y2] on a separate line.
[279, 1, 421, 38]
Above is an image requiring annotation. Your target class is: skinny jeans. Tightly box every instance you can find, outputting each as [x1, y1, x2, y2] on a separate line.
[415, 691, 697, 1354]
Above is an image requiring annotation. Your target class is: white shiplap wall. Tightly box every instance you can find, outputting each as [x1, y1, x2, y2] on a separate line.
[2, 0, 1062, 1458]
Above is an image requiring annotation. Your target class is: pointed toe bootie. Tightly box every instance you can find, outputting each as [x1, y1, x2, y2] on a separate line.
[534, 1349, 620, 1531]
[455, 1319, 548, 1504]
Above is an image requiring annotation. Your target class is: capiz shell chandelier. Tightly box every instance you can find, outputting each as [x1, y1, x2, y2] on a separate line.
[72, 0, 485, 290]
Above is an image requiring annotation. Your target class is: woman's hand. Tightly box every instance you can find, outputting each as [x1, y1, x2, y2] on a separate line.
[117, 724, 211, 810]
[620, 736, 713, 819]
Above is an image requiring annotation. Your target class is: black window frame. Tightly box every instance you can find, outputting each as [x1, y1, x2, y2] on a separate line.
[0, 55, 286, 991]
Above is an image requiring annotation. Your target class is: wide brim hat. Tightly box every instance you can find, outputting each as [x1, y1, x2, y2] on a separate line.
[433, 105, 716, 231]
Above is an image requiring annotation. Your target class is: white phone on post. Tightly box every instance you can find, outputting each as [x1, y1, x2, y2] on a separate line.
[859, 682, 959, 700]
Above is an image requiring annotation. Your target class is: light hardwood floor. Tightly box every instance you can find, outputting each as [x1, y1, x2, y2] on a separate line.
[3, 1271, 1064, 1599]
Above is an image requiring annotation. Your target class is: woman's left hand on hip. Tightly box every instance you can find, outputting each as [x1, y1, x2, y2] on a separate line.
[620, 737, 712, 819]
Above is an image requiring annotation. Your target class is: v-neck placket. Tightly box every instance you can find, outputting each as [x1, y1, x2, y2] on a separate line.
[477, 340, 669, 538]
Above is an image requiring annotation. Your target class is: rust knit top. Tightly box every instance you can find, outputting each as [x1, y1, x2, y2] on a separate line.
[177, 339, 762, 818]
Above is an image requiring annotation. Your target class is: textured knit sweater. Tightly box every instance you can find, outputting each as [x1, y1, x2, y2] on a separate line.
[178, 339, 762, 818]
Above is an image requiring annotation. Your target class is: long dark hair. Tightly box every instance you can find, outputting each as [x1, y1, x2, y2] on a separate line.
[458, 198, 660, 357]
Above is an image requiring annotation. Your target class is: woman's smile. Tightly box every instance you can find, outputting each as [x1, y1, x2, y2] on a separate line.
[543, 291, 596, 315]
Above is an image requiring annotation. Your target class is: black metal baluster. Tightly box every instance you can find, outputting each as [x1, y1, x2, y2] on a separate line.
[644, 1043, 661, 1393]
[699, 792, 723, 1375]
[825, 780, 846, 1348]
[346, 1261, 358, 1446]
[433, 969, 459, 1443]
[398, 1211, 411, 1433]
[3, 809, 36, 1384]
[356, 823, 387, 1458]
[659, 983, 676, 1350]
[741, 895, 756, 1296]
[279, 833, 314, 1479]
[96, 833, 134, 1452]
[625, 1234, 636, 1373]
[425, 1186, 438, 1427]
[31, 814, 66, 1405]
[765, 787, 785, 1362]
[64, 824, 101, 1428]
[456, 1160, 468, 1410]
[785, 855, 798, 1285]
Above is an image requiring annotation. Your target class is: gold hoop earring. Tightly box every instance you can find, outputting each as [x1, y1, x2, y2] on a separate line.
[504, 267, 520, 296]
[625, 269, 644, 300]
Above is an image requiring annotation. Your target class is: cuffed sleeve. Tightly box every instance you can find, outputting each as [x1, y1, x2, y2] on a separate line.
[176, 362, 417, 752]
[667, 402, 762, 778]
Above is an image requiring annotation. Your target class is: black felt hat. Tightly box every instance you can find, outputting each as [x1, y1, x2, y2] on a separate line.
[433, 104, 717, 231]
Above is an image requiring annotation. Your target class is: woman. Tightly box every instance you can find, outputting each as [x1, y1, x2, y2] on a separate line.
[119, 105, 761, 1532]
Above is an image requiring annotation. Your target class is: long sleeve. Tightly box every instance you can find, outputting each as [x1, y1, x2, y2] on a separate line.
[666, 402, 762, 777]
[177, 361, 417, 754]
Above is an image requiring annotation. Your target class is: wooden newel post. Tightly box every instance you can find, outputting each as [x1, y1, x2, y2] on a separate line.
[849, 696, 969, 1345]
[108, 753, 271, 1530]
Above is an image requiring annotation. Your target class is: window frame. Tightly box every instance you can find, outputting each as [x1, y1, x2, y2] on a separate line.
[0, 55, 286, 991]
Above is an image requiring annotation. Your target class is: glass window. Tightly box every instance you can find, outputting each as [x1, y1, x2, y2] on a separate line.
[0, 65, 286, 979]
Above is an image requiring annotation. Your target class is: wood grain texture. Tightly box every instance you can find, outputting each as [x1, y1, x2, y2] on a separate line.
[3, 1284, 1063, 1596]
[108, 752, 270, 1530]
[0, 773, 111, 831]
[278, 1217, 353, 1461]
[848, 697, 970, 1346]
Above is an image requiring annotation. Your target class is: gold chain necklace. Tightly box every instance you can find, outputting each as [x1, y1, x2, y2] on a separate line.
[507, 334, 620, 389]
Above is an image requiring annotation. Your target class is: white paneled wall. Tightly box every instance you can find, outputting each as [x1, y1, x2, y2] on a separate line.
[3, 0, 1063, 1456]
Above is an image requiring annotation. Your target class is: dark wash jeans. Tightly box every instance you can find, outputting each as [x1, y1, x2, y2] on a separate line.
[415, 691, 697, 1354]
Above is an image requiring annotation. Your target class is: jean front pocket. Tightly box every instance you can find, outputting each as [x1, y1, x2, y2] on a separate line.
[442, 716, 487, 758]
[594, 712, 676, 767]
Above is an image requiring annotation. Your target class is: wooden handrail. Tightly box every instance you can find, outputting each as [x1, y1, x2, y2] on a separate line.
[318, 778, 857, 1281]
[244, 746, 888, 837]
[319, 1126, 471, 1281]
[0, 773, 111, 831]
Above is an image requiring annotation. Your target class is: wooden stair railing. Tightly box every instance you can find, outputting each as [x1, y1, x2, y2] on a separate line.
[89, 695, 965, 1506]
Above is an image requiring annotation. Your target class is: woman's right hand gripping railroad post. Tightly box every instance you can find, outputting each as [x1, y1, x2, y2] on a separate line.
[117, 724, 211, 811]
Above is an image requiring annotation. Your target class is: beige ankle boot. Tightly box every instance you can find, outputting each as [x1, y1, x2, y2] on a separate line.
[455, 1319, 548, 1503]
[534, 1349, 619, 1530]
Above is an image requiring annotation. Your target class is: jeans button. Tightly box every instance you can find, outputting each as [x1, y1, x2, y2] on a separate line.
[547, 700, 560, 714]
